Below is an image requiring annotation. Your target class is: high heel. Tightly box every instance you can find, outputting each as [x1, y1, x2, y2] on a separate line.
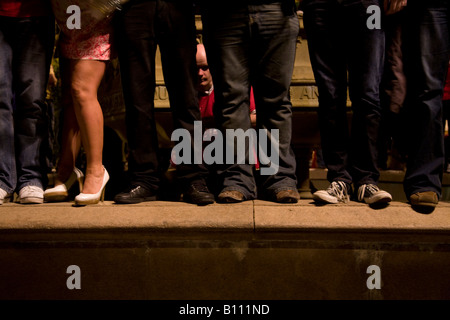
[74, 166, 109, 206]
[44, 167, 84, 202]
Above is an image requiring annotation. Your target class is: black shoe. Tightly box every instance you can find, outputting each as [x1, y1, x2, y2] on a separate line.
[183, 180, 215, 206]
[114, 185, 157, 204]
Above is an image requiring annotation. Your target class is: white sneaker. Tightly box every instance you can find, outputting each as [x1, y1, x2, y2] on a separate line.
[357, 184, 392, 205]
[313, 181, 351, 204]
[0, 188, 12, 205]
[19, 186, 44, 204]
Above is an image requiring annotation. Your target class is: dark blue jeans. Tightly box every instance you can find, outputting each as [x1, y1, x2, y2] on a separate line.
[302, 0, 385, 188]
[402, 0, 449, 199]
[114, 0, 208, 192]
[201, 2, 300, 199]
[0, 16, 54, 194]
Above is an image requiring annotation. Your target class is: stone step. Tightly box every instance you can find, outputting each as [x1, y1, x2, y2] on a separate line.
[0, 198, 449, 300]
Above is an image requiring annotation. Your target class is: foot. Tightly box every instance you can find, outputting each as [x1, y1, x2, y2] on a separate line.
[357, 184, 392, 205]
[0, 188, 12, 205]
[217, 190, 245, 203]
[81, 166, 106, 195]
[19, 186, 44, 204]
[274, 189, 300, 203]
[44, 167, 84, 202]
[183, 180, 215, 206]
[313, 181, 351, 204]
[409, 191, 438, 208]
[114, 185, 157, 204]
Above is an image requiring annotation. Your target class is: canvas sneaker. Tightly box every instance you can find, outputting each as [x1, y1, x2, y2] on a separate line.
[19, 186, 44, 204]
[357, 184, 392, 205]
[313, 181, 351, 204]
[0, 188, 12, 205]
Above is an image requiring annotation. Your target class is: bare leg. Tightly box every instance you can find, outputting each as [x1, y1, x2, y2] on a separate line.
[53, 58, 82, 186]
[69, 59, 106, 194]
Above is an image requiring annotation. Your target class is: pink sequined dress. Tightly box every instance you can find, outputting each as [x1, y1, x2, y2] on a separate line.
[51, 0, 113, 60]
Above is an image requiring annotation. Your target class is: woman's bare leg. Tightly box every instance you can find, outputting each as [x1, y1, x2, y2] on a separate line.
[53, 57, 81, 186]
[70, 59, 106, 194]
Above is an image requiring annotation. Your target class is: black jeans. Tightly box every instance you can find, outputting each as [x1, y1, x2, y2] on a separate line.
[302, 0, 385, 188]
[201, 2, 299, 199]
[114, 0, 208, 192]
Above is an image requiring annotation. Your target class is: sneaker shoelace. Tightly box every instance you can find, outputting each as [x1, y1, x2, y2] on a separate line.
[327, 181, 349, 202]
[357, 184, 379, 202]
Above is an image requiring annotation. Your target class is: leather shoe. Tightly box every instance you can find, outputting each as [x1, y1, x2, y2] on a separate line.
[217, 190, 245, 203]
[114, 185, 157, 204]
[275, 189, 300, 203]
[410, 191, 438, 208]
[183, 180, 215, 206]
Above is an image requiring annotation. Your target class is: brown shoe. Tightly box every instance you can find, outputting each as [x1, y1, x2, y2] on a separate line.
[275, 189, 300, 203]
[410, 191, 439, 208]
[217, 190, 245, 203]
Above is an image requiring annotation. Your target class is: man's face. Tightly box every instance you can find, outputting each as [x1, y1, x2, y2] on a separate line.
[196, 44, 213, 92]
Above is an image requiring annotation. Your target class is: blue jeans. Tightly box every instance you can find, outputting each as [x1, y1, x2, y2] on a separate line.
[0, 16, 54, 194]
[201, 2, 300, 199]
[402, 0, 449, 199]
[302, 0, 385, 188]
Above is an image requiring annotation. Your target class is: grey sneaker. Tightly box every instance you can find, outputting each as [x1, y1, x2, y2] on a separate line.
[19, 186, 44, 204]
[313, 181, 351, 204]
[0, 188, 12, 205]
[357, 184, 392, 204]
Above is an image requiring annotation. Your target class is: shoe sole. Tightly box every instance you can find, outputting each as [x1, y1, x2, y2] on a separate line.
[410, 201, 437, 208]
[217, 197, 244, 203]
[20, 197, 44, 204]
[75, 199, 101, 206]
[277, 197, 299, 203]
[114, 196, 157, 204]
[363, 196, 392, 205]
[312, 191, 339, 204]
[184, 197, 215, 206]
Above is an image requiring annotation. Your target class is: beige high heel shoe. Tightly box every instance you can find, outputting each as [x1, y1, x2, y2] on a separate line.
[44, 167, 84, 202]
[74, 167, 109, 206]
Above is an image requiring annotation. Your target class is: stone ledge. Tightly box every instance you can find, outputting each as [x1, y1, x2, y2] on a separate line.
[1, 199, 450, 300]
[0, 200, 449, 239]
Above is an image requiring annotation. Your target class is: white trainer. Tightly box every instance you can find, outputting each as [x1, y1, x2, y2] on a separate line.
[313, 181, 351, 204]
[19, 186, 44, 204]
[0, 188, 12, 205]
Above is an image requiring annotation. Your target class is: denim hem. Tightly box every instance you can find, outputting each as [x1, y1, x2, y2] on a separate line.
[0, 182, 14, 194]
[354, 180, 378, 188]
[270, 186, 298, 194]
[331, 178, 353, 185]
[17, 181, 43, 192]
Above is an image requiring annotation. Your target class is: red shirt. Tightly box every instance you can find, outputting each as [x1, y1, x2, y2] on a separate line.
[444, 63, 450, 101]
[199, 87, 259, 169]
[0, 0, 50, 17]
[199, 87, 256, 120]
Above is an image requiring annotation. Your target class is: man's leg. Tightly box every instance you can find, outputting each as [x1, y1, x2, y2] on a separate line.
[114, 0, 161, 203]
[248, 2, 300, 202]
[0, 17, 16, 200]
[403, 1, 449, 207]
[158, 1, 214, 205]
[13, 16, 54, 195]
